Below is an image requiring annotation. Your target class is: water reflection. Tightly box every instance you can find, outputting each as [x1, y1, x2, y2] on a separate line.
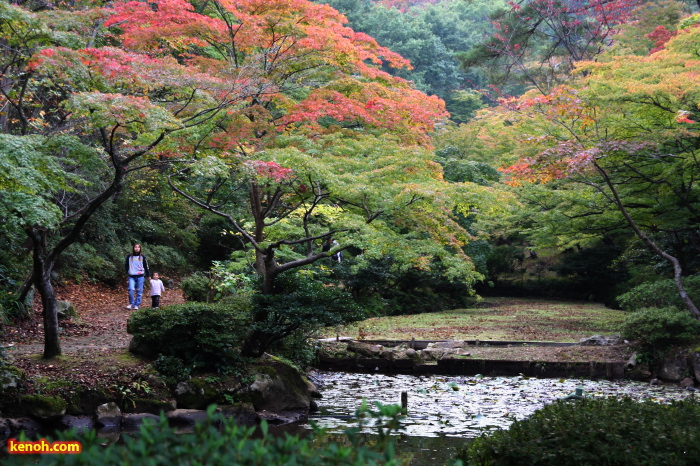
[303, 370, 695, 464]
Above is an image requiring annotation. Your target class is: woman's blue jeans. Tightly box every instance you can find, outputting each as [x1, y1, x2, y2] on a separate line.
[128, 276, 145, 307]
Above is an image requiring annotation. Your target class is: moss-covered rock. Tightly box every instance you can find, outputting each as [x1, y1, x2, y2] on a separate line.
[19, 394, 67, 419]
[248, 356, 312, 412]
[57, 300, 77, 320]
[128, 336, 159, 359]
[123, 397, 177, 414]
[66, 387, 112, 416]
[0, 366, 24, 390]
[174, 378, 219, 409]
[216, 402, 258, 426]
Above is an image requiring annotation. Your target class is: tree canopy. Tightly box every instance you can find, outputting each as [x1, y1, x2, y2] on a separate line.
[0, 0, 500, 357]
[492, 16, 700, 315]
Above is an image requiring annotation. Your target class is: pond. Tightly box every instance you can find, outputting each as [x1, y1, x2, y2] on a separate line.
[302, 370, 696, 465]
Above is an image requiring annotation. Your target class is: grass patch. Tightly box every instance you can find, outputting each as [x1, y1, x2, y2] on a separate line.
[325, 297, 626, 342]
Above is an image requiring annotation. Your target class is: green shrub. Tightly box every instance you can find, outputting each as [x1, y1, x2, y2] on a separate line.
[143, 243, 190, 275]
[459, 398, 700, 466]
[5, 403, 403, 465]
[152, 355, 191, 381]
[621, 306, 700, 348]
[180, 271, 217, 302]
[57, 243, 119, 283]
[617, 276, 700, 311]
[242, 274, 366, 357]
[127, 301, 251, 373]
[266, 329, 321, 368]
[0, 291, 29, 323]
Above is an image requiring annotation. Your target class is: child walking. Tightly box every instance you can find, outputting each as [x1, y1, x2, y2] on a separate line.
[149, 272, 165, 309]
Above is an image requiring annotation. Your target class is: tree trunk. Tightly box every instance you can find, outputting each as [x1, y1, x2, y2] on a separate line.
[31, 232, 61, 358]
[25, 153, 128, 358]
[241, 328, 273, 358]
[596, 164, 700, 318]
[16, 271, 34, 305]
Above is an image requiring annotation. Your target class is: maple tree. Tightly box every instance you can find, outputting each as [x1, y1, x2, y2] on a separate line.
[611, 0, 690, 56]
[0, 0, 481, 358]
[460, 0, 640, 94]
[168, 128, 505, 357]
[496, 16, 700, 317]
[109, 0, 456, 295]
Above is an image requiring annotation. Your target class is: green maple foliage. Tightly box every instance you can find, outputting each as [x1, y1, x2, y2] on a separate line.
[495, 19, 700, 316]
[0, 0, 494, 358]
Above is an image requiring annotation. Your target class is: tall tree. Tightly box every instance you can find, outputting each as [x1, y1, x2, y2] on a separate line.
[3, 0, 423, 357]
[459, 0, 640, 94]
[498, 18, 700, 316]
[99, 0, 503, 356]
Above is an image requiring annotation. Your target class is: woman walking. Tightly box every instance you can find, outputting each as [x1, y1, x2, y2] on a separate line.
[125, 243, 150, 310]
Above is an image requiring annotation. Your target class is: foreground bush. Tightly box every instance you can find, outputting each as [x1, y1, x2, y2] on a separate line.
[458, 398, 700, 465]
[127, 302, 251, 373]
[621, 306, 700, 348]
[5, 403, 403, 465]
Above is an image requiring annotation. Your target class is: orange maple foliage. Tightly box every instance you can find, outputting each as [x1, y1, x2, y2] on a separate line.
[103, 0, 445, 147]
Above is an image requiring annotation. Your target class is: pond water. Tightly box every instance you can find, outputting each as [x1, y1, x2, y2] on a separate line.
[302, 370, 696, 465]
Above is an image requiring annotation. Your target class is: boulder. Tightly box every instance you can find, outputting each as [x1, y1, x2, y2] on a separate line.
[0, 418, 11, 442]
[626, 364, 652, 381]
[579, 335, 622, 346]
[658, 353, 687, 382]
[217, 403, 258, 426]
[441, 349, 472, 359]
[0, 366, 23, 390]
[95, 427, 121, 445]
[404, 348, 422, 364]
[304, 378, 322, 399]
[123, 398, 176, 414]
[248, 357, 313, 413]
[420, 344, 471, 361]
[56, 300, 77, 320]
[309, 400, 319, 413]
[96, 402, 122, 428]
[680, 377, 696, 389]
[128, 336, 158, 359]
[174, 379, 218, 410]
[624, 353, 653, 381]
[420, 344, 447, 362]
[122, 413, 160, 428]
[145, 374, 168, 389]
[434, 340, 468, 349]
[8, 417, 42, 437]
[347, 341, 384, 357]
[690, 352, 700, 383]
[20, 395, 66, 419]
[58, 415, 94, 433]
[166, 409, 209, 427]
[256, 409, 308, 425]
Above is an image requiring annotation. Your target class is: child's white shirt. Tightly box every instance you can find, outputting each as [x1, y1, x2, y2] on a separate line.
[150, 279, 165, 296]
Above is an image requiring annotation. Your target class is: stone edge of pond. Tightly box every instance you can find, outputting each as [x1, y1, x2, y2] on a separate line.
[315, 356, 627, 379]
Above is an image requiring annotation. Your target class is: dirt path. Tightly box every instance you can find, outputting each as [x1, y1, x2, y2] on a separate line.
[5, 281, 186, 357]
[2, 282, 187, 388]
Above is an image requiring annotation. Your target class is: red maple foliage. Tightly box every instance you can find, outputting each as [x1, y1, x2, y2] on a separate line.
[647, 25, 675, 54]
